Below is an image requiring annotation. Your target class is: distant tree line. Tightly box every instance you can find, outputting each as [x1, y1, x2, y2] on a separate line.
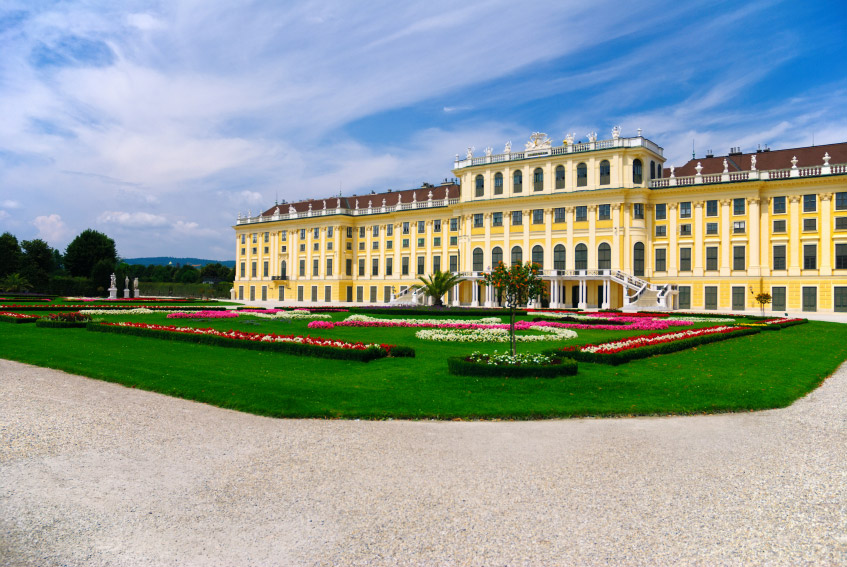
[0, 229, 234, 297]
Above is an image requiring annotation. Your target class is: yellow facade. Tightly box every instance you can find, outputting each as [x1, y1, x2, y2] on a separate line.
[233, 131, 847, 313]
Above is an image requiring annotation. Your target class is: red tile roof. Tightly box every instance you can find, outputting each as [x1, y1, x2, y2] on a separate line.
[664, 141, 847, 177]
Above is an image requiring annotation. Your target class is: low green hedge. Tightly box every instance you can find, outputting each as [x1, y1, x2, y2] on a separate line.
[389, 345, 416, 358]
[763, 318, 807, 331]
[348, 306, 526, 317]
[85, 322, 395, 362]
[0, 315, 38, 324]
[447, 356, 577, 378]
[35, 319, 89, 328]
[549, 326, 762, 365]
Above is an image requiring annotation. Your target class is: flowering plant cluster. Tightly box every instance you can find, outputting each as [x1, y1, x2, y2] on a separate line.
[466, 350, 555, 366]
[240, 309, 332, 320]
[575, 326, 740, 354]
[47, 312, 92, 322]
[0, 311, 39, 320]
[415, 326, 577, 342]
[167, 310, 241, 319]
[80, 308, 160, 315]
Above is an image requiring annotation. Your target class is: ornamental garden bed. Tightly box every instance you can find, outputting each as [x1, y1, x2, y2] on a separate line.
[551, 325, 761, 365]
[0, 311, 39, 323]
[35, 312, 92, 328]
[448, 351, 578, 378]
[347, 306, 527, 317]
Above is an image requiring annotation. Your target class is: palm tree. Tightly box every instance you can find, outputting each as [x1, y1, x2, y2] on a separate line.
[413, 270, 464, 307]
[0, 273, 32, 292]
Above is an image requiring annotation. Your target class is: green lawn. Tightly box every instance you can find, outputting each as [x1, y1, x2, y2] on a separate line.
[1, 309, 845, 419]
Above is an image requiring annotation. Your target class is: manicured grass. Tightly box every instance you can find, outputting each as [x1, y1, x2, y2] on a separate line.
[1, 309, 845, 419]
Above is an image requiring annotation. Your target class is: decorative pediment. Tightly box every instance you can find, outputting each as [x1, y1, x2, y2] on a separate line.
[525, 132, 552, 150]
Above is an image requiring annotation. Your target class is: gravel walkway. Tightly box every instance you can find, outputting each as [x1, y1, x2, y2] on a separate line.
[1, 358, 845, 566]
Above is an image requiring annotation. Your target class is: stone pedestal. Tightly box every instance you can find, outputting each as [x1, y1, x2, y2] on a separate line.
[135, 289, 141, 298]
[124, 288, 130, 298]
[108, 287, 118, 300]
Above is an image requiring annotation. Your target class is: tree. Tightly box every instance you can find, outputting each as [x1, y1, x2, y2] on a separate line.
[412, 270, 465, 307]
[0, 273, 32, 292]
[20, 239, 56, 292]
[754, 292, 772, 316]
[64, 229, 117, 279]
[0, 232, 22, 278]
[482, 261, 547, 355]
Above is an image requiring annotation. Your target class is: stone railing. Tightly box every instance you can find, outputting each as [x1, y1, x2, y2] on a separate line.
[236, 197, 459, 225]
[651, 159, 846, 189]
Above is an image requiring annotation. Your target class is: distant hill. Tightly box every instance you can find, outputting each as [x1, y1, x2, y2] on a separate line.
[122, 257, 236, 268]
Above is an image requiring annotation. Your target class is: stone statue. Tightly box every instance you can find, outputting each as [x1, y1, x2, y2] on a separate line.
[110, 273, 116, 289]
[611, 125, 621, 139]
[484, 146, 492, 157]
[504, 141, 511, 153]
[466, 146, 474, 159]
[587, 131, 597, 143]
[525, 132, 551, 150]
[565, 133, 575, 145]
[133, 277, 139, 290]
[695, 162, 703, 175]
[322, 200, 327, 209]
[750, 155, 757, 170]
[723, 159, 729, 173]
[289, 205, 296, 214]
[125, 276, 129, 288]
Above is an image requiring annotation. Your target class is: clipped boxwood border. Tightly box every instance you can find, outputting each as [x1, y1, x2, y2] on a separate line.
[448, 356, 577, 378]
[85, 322, 406, 363]
[549, 326, 761, 365]
[0, 314, 38, 323]
[35, 319, 89, 328]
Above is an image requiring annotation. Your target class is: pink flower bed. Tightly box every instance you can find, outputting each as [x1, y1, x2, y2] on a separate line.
[566, 326, 743, 354]
[166, 310, 240, 319]
[0, 311, 39, 319]
[309, 318, 681, 332]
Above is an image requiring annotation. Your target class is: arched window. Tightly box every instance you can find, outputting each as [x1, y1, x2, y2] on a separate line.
[633, 159, 643, 184]
[475, 174, 484, 197]
[553, 244, 566, 270]
[650, 161, 656, 180]
[533, 168, 544, 191]
[575, 244, 588, 270]
[511, 246, 522, 265]
[494, 172, 503, 195]
[280, 260, 287, 278]
[598, 243, 611, 270]
[633, 242, 645, 276]
[555, 165, 565, 189]
[513, 170, 523, 193]
[656, 165, 662, 178]
[577, 163, 587, 187]
[472, 247, 484, 271]
[532, 245, 544, 268]
[599, 160, 611, 185]
[491, 246, 503, 266]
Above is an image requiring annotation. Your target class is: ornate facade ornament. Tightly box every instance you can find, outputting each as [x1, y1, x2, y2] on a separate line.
[466, 147, 474, 159]
[427, 190, 433, 201]
[525, 132, 552, 150]
[670, 166, 676, 178]
[504, 141, 512, 153]
[484, 147, 492, 157]
[723, 159, 729, 173]
[791, 156, 798, 169]
[587, 132, 597, 143]
[611, 125, 621, 140]
[322, 200, 326, 209]
[288, 205, 296, 214]
[823, 152, 831, 166]
[750, 155, 757, 170]
[565, 132, 575, 145]
[695, 162, 703, 175]
[273, 206, 280, 215]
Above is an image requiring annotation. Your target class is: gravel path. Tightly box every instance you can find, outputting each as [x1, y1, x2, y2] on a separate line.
[1, 358, 846, 566]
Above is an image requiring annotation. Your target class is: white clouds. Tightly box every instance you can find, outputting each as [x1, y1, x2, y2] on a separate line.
[97, 211, 168, 227]
[2, 200, 22, 209]
[32, 213, 68, 244]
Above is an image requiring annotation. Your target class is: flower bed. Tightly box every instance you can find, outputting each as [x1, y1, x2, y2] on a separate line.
[3, 304, 228, 312]
[35, 312, 92, 328]
[87, 322, 411, 362]
[167, 310, 241, 319]
[348, 306, 527, 317]
[415, 326, 578, 342]
[744, 317, 808, 331]
[0, 311, 39, 323]
[448, 351, 578, 378]
[551, 325, 761, 365]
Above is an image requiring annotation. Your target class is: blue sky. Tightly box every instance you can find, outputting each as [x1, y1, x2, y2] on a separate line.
[0, 0, 845, 260]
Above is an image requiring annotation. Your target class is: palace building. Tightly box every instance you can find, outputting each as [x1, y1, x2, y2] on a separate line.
[233, 129, 847, 313]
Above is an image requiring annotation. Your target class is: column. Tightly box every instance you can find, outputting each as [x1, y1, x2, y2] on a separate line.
[578, 279, 587, 310]
[587, 205, 597, 269]
[471, 280, 479, 307]
[788, 195, 801, 276]
[464, 214, 473, 272]
[483, 212, 492, 269]
[748, 197, 760, 277]
[544, 208, 553, 269]
[602, 279, 610, 309]
[720, 199, 732, 276]
[484, 280, 493, 307]
[693, 201, 704, 276]
[759, 198, 770, 275]
[452, 283, 461, 306]
[820, 193, 832, 275]
[522, 209, 531, 265]
[565, 206, 575, 269]
[611, 203, 622, 271]
[668, 203, 678, 275]
[503, 209, 511, 266]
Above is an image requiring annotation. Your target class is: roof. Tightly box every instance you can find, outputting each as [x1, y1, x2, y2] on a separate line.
[664, 141, 847, 177]
[260, 183, 460, 217]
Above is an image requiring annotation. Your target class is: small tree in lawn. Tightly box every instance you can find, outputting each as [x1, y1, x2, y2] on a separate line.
[482, 261, 547, 356]
[413, 270, 465, 307]
[754, 292, 772, 316]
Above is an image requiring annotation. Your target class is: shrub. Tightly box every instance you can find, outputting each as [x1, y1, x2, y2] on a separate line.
[36, 319, 89, 328]
[0, 312, 38, 323]
[387, 345, 416, 358]
[447, 354, 577, 378]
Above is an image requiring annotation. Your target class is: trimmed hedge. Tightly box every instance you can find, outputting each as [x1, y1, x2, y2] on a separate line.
[548, 326, 761, 365]
[85, 322, 396, 362]
[389, 345, 416, 358]
[348, 306, 527, 317]
[447, 356, 577, 378]
[758, 318, 808, 331]
[0, 314, 38, 323]
[35, 319, 89, 328]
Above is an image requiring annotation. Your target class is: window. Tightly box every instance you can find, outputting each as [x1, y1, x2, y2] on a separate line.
[513, 170, 523, 192]
[772, 287, 786, 311]
[773, 220, 786, 233]
[553, 244, 566, 269]
[449, 255, 458, 272]
[532, 209, 544, 224]
[555, 165, 565, 189]
[680, 223, 692, 236]
[554, 207, 566, 223]
[654, 248, 666, 272]
[491, 247, 503, 266]
[250, 261, 257, 278]
[574, 244, 587, 270]
[418, 221, 425, 233]
[633, 159, 643, 184]
[706, 222, 718, 235]
[773, 196, 786, 214]
[575, 206, 587, 222]
[655, 203, 667, 220]
[327, 242, 333, 250]
[473, 213, 483, 228]
[599, 160, 610, 185]
[732, 286, 745, 311]
[433, 237, 441, 246]
[358, 258, 365, 276]
[475, 174, 484, 197]
[733, 245, 746, 271]
[346, 259, 352, 276]
[511, 246, 523, 264]
[299, 259, 305, 277]
[532, 245, 543, 268]
[838, 244, 847, 270]
[678, 286, 691, 309]
[372, 225, 379, 237]
[835, 287, 847, 312]
[299, 229, 306, 240]
[680, 202, 692, 218]
[450, 236, 457, 246]
[359, 226, 365, 238]
[679, 247, 691, 271]
[576, 163, 587, 187]
[598, 204, 610, 220]
[280, 260, 287, 278]
[802, 286, 817, 312]
[803, 244, 817, 270]
[533, 168, 543, 191]
[402, 257, 409, 275]
[417, 238, 425, 247]
[473, 248, 484, 271]
[655, 225, 667, 237]
[326, 258, 333, 276]
[386, 258, 393, 276]
[650, 160, 656, 179]
[402, 238, 409, 248]
[835, 217, 847, 230]
[239, 261, 245, 279]
[432, 220, 439, 233]
[705, 286, 718, 310]
[633, 242, 645, 276]
[314, 243, 320, 251]
[733, 198, 745, 215]
[372, 258, 379, 276]
[356, 286, 363, 303]
[252, 233, 258, 243]
[241, 234, 246, 244]
[433, 255, 441, 273]
[417, 256, 425, 275]
[598, 243, 611, 270]
[240, 248, 246, 256]
[300, 244, 306, 252]
[633, 203, 644, 219]
[297, 286, 303, 302]
[773, 245, 787, 270]
[494, 173, 504, 195]
[252, 247, 257, 255]
[706, 200, 718, 217]
[263, 261, 269, 277]
[733, 221, 745, 234]
[325, 286, 331, 303]
[836, 192, 847, 211]
[803, 218, 817, 232]
[450, 218, 458, 231]
[327, 226, 333, 238]
[402, 222, 410, 234]
[706, 246, 718, 270]
[512, 211, 522, 225]
[803, 194, 816, 213]
[492, 212, 503, 227]
[358, 242, 364, 251]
